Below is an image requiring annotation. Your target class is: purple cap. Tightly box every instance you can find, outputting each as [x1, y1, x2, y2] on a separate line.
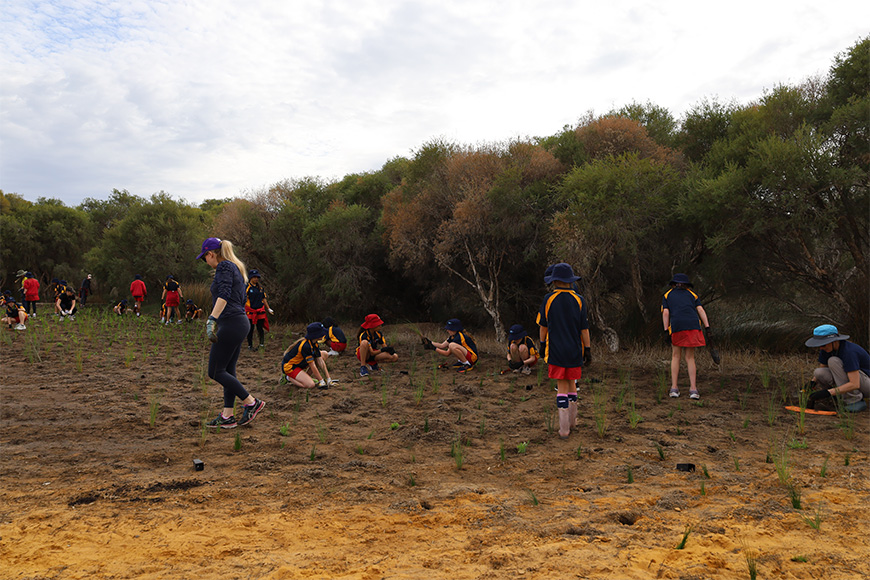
[196, 237, 221, 260]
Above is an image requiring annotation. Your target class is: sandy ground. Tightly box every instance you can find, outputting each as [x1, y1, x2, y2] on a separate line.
[1, 314, 868, 579]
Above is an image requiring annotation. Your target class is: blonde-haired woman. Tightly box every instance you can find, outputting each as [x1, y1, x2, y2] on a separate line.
[197, 237, 266, 428]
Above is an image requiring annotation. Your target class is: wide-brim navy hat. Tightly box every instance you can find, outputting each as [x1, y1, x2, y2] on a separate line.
[196, 237, 222, 260]
[508, 324, 526, 340]
[445, 318, 463, 332]
[248, 269, 261, 279]
[305, 322, 327, 340]
[805, 324, 850, 347]
[322, 317, 335, 327]
[545, 263, 580, 284]
[669, 273, 693, 287]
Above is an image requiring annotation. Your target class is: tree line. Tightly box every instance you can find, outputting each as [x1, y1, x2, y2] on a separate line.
[1, 37, 867, 349]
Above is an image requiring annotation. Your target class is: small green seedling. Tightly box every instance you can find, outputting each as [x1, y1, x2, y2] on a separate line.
[676, 526, 693, 550]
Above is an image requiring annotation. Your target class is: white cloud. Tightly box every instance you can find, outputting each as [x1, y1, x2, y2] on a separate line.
[1, 0, 867, 205]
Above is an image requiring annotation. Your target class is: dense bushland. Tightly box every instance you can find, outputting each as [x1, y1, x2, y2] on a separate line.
[2, 37, 867, 348]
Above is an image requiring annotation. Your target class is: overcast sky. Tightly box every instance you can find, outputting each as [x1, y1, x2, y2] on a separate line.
[1, 1, 867, 207]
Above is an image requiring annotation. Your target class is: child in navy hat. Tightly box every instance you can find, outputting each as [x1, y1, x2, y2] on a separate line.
[113, 299, 128, 316]
[422, 319, 479, 373]
[503, 324, 539, 375]
[281, 322, 337, 389]
[538, 263, 590, 438]
[185, 298, 203, 321]
[662, 273, 711, 399]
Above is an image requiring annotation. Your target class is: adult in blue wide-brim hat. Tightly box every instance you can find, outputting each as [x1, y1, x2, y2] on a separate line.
[804, 324, 869, 412]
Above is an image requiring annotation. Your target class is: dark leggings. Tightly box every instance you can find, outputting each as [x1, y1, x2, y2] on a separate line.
[247, 319, 265, 346]
[208, 313, 250, 408]
[23, 300, 36, 314]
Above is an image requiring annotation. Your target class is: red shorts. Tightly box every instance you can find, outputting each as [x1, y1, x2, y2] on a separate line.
[671, 329, 706, 347]
[285, 368, 304, 380]
[465, 350, 478, 364]
[165, 291, 180, 307]
[355, 347, 374, 364]
[133, 295, 145, 302]
[329, 341, 347, 352]
[548, 364, 583, 380]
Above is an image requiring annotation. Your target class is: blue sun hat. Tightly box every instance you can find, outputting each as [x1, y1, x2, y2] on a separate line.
[305, 322, 327, 340]
[445, 318, 463, 332]
[805, 324, 850, 348]
[545, 263, 580, 285]
[669, 273, 693, 287]
[508, 324, 527, 341]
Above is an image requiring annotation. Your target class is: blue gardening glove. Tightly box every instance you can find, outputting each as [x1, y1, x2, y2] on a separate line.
[206, 316, 218, 343]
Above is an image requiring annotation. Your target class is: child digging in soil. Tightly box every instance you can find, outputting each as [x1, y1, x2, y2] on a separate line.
[281, 322, 338, 389]
[503, 324, 539, 375]
[356, 314, 398, 377]
[422, 318, 479, 373]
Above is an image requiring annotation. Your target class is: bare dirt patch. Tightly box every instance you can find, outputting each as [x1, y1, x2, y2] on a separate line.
[1, 316, 867, 579]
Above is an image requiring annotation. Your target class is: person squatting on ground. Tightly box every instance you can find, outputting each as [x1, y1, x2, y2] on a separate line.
[161, 275, 183, 324]
[22, 272, 39, 317]
[538, 263, 591, 439]
[422, 318, 479, 373]
[198, 237, 266, 429]
[51, 279, 67, 314]
[503, 324, 539, 375]
[356, 314, 399, 377]
[804, 324, 870, 413]
[113, 299, 128, 315]
[662, 273, 712, 400]
[57, 286, 78, 321]
[130, 275, 147, 317]
[245, 269, 273, 350]
[281, 322, 338, 389]
[185, 299, 203, 321]
[79, 274, 93, 307]
[321, 317, 347, 356]
[2, 294, 28, 330]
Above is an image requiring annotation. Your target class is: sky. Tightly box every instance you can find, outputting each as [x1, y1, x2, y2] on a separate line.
[1, 0, 867, 207]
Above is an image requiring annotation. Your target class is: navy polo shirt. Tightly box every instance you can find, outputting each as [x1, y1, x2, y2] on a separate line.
[538, 289, 588, 368]
[662, 287, 703, 333]
[819, 341, 870, 376]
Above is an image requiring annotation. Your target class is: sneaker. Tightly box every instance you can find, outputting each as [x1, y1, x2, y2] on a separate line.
[248, 345, 255, 351]
[15, 323, 26, 330]
[458, 362, 473, 373]
[669, 389, 680, 398]
[689, 390, 700, 400]
[239, 399, 266, 426]
[69, 315, 75, 321]
[31, 313, 36, 318]
[258, 343, 265, 349]
[521, 365, 532, 375]
[317, 379, 328, 389]
[160, 318, 165, 323]
[359, 365, 370, 377]
[327, 349, 339, 356]
[451, 361, 465, 369]
[369, 363, 380, 372]
[207, 414, 237, 429]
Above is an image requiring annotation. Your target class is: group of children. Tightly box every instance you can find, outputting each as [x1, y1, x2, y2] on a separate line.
[2, 273, 88, 329]
[276, 262, 720, 442]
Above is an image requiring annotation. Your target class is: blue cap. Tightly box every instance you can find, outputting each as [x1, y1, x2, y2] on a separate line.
[196, 237, 222, 260]
[445, 318, 463, 332]
[508, 324, 527, 340]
